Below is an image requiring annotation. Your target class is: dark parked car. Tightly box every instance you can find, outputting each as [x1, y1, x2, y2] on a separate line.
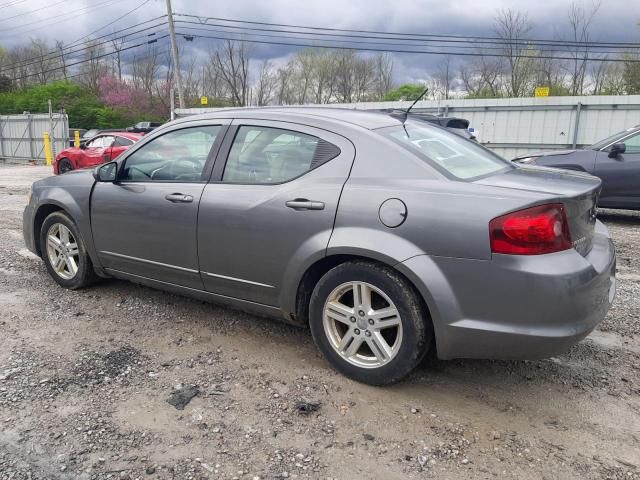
[127, 121, 162, 134]
[379, 110, 476, 140]
[81, 128, 122, 140]
[513, 126, 640, 210]
[23, 108, 615, 385]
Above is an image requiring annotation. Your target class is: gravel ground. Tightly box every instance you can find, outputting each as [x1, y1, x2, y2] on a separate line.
[0, 164, 638, 480]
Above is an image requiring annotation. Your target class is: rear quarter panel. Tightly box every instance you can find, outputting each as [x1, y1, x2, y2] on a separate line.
[328, 134, 551, 263]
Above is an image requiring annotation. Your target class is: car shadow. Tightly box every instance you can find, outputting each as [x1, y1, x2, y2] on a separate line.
[84, 278, 624, 401]
[597, 208, 640, 225]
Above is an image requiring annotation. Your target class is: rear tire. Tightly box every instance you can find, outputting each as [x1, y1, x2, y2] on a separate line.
[58, 158, 73, 174]
[40, 211, 97, 290]
[309, 260, 432, 385]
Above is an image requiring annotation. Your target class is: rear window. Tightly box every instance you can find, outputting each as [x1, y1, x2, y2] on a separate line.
[378, 122, 512, 180]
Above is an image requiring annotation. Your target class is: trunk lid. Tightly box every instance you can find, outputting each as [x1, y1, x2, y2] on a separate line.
[475, 165, 600, 256]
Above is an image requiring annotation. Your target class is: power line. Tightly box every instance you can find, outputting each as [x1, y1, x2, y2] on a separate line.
[175, 30, 640, 63]
[175, 21, 640, 57]
[174, 13, 640, 49]
[0, 0, 124, 38]
[2, 19, 167, 71]
[52, 37, 171, 84]
[11, 35, 169, 82]
[0, 0, 70, 24]
[0, 0, 27, 8]
[68, 0, 156, 47]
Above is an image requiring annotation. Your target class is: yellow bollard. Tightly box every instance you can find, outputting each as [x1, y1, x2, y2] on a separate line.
[74, 130, 80, 148]
[43, 132, 52, 166]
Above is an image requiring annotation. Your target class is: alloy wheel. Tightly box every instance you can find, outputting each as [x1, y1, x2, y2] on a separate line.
[45, 223, 80, 280]
[323, 281, 403, 369]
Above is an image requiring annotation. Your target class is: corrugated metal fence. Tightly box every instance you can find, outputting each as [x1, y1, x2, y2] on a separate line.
[0, 113, 69, 163]
[176, 95, 640, 159]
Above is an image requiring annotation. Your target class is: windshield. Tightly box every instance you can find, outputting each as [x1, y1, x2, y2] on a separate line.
[377, 122, 512, 180]
[589, 128, 638, 150]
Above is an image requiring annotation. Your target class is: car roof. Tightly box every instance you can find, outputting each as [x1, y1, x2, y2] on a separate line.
[172, 107, 401, 130]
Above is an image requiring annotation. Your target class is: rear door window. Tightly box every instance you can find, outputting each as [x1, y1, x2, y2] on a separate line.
[222, 126, 340, 184]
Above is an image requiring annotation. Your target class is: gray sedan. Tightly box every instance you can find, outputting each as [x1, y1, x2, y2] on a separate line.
[23, 108, 616, 385]
[513, 126, 640, 210]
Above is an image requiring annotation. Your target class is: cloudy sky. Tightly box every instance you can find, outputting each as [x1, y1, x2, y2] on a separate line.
[1, 0, 639, 83]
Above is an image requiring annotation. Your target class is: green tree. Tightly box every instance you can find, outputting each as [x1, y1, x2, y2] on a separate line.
[383, 83, 427, 101]
[0, 80, 146, 129]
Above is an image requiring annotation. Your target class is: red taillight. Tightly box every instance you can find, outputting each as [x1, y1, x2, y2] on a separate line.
[490, 203, 572, 255]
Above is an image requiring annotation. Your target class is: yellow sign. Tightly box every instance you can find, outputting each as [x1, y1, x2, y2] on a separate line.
[74, 130, 80, 148]
[200, 95, 208, 105]
[534, 86, 550, 97]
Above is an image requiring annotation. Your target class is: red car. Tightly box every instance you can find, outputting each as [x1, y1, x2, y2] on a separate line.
[54, 132, 142, 174]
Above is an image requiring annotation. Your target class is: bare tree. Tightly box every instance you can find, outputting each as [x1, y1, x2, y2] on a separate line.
[255, 60, 277, 106]
[460, 54, 503, 97]
[565, 1, 601, 95]
[294, 49, 316, 103]
[213, 40, 251, 106]
[590, 57, 609, 95]
[373, 53, 393, 100]
[494, 9, 536, 97]
[55, 40, 67, 80]
[111, 38, 124, 80]
[352, 56, 375, 101]
[131, 44, 160, 98]
[30, 39, 60, 85]
[275, 64, 295, 105]
[78, 40, 108, 94]
[313, 50, 339, 104]
[435, 55, 454, 99]
[601, 61, 626, 94]
[180, 54, 200, 104]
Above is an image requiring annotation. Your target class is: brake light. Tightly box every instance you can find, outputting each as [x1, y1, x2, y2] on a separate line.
[490, 203, 572, 255]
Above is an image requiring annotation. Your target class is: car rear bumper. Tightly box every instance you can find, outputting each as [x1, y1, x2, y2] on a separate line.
[399, 220, 616, 360]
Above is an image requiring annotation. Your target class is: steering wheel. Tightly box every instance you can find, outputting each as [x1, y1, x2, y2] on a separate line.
[128, 165, 152, 179]
[150, 158, 202, 180]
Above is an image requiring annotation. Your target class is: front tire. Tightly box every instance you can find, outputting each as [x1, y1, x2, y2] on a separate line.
[309, 261, 432, 385]
[58, 158, 73, 174]
[40, 211, 97, 289]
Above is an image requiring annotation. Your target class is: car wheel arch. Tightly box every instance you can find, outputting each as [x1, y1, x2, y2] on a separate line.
[33, 203, 68, 257]
[292, 253, 436, 346]
[32, 202, 101, 276]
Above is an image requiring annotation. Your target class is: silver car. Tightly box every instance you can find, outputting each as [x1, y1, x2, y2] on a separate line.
[23, 108, 616, 385]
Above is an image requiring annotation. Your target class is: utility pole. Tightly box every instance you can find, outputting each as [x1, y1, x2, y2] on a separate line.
[165, 0, 184, 109]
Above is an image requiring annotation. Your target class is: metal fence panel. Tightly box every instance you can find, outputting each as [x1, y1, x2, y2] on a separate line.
[0, 113, 69, 163]
[175, 95, 640, 159]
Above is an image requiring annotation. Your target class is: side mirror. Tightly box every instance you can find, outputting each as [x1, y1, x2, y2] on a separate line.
[93, 161, 118, 182]
[608, 143, 626, 158]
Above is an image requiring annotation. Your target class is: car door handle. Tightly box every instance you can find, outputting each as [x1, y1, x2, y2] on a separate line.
[165, 193, 194, 203]
[285, 199, 325, 210]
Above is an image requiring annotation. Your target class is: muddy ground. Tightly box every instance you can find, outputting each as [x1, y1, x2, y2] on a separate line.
[0, 164, 638, 480]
